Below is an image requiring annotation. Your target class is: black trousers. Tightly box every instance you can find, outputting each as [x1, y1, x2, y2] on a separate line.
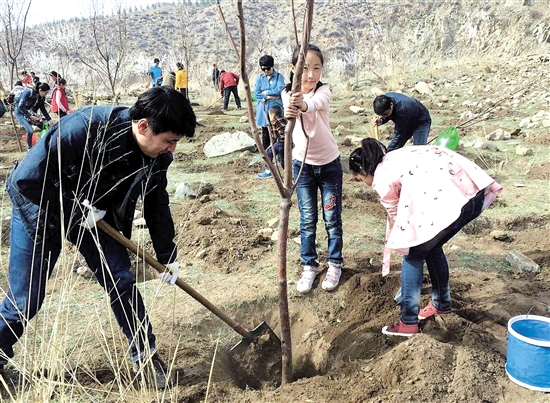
[222, 86, 241, 110]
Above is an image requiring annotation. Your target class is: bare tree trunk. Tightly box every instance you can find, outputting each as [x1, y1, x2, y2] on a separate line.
[218, 0, 315, 386]
[9, 110, 23, 152]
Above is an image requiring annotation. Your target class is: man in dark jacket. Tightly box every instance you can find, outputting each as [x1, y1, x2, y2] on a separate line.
[0, 87, 196, 389]
[211, 63, 220, 90]
[372, 92, 431, 152]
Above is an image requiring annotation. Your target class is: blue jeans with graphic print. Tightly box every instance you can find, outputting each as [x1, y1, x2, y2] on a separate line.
[0, 205, 156, 366]
[293, 157, 343, 268]
[399, 190, 485, 325]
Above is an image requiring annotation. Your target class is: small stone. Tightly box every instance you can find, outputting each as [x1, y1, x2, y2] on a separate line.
[257, 228, 274, 238]
[515, 145, 532, 156]
[506, 250, 540, 273]
[266, 217, 279, 228]
[196, 249, 208, 259]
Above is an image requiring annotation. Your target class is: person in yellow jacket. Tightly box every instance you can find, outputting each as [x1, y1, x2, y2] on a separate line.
[175, 62, 188, 99]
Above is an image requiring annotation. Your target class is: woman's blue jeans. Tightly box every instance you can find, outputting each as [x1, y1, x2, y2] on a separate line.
[13, 107, 34, 150]
[400, 190, 485, 325]
[0, 206, 155, 366]
[293, 157, 343, 268]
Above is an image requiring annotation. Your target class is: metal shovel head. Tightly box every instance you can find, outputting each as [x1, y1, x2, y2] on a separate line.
[230, 321, 280, 354]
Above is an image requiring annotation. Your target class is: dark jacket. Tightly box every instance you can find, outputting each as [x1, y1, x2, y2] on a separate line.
[31, 93, 52, 121]
[7, 106, 177, 264]
[379, 92, 431, 139]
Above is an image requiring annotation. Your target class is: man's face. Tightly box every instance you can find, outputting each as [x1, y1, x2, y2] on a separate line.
[133, 119, 181, 158]
[379, 103, 393, 118]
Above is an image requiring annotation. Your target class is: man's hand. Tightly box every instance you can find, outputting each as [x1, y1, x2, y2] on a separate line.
[158, 262, 179, 285]
[371, 116, 381, 126]
[81, 199, 106, 229]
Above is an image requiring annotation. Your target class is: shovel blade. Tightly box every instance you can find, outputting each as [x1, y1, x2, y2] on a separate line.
[229, 321, 280, 354]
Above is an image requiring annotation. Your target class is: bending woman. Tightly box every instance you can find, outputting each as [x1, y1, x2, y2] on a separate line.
[349, 138, 502, 336]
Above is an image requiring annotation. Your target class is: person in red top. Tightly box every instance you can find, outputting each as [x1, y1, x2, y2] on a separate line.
[219, 70, 241, 111]
[20, 71, 33, 88]
[51, 78, 73, 118]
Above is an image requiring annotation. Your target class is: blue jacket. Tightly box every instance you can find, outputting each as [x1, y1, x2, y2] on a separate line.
[148, 65, 163, 86]
[379, 92, 431, 138]
[7, 106, 177, 264]
[254, 70, 285, 127]
[15, 88, 51, 121]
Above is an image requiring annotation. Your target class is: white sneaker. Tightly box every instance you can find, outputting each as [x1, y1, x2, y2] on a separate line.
[321, 263, 342, 291]
[297, 266, 318, 293]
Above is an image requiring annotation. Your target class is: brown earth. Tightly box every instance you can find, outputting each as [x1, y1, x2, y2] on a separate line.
[0, 78, 549, 403]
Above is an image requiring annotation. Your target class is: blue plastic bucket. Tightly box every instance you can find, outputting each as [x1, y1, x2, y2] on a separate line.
[506, 315, 550, 392]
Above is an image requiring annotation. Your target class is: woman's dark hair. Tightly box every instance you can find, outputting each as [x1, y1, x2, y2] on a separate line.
[176, 62, 184, 69]
[259, 55, 274, 68]
[37, 83, 50, 92]
[14, 81, 22, 86]
[349, 138, 387, 176]
[284, 44, 324, 93]
[129, 86, 196, 138]
[373, 95, 392, 115]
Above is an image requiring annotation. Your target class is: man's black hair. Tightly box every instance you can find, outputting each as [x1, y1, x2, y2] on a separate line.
[259, 55, 274, 68]
[129, 86, 196, 139]
[373, 95, 392, 115]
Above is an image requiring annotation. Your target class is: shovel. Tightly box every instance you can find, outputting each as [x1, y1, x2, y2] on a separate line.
[96, 220, 280, 353]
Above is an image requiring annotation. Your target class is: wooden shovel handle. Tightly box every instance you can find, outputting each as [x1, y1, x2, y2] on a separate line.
[96, 220, 251, 339]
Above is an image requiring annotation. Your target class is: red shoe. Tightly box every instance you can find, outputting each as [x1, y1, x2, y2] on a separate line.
[418, 300, 451, 320]
[382, 321, 419, 337]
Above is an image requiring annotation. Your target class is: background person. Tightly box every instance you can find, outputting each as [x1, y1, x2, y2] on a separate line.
[349, 138, 502, 337]
[12, 83, 51, 150]
[0, 87, 196, 388]
[211, 63, 220, 91]
[148, 58, 163, 87]
[372, 93, 431, 152]
[254, 55, 285, 150]
[30, 71, 40, 86]
[219, 70, 241, 111]
[161, 70, 176, 89]
[175, 62, 188, 99]
[49, 70, 62, 85]
[256, 104, 287, 179]
[283, 44, 344, 294]
[20, 70, 33, 88]
[51, 78, 72, 118]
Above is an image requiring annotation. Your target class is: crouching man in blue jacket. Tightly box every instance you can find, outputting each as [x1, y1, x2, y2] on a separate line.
[372, 92, 431, 152]
[0, 87, 195, 389]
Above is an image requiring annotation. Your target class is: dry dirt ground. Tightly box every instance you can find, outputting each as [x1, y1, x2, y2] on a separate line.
[0, 68, 549, 402]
